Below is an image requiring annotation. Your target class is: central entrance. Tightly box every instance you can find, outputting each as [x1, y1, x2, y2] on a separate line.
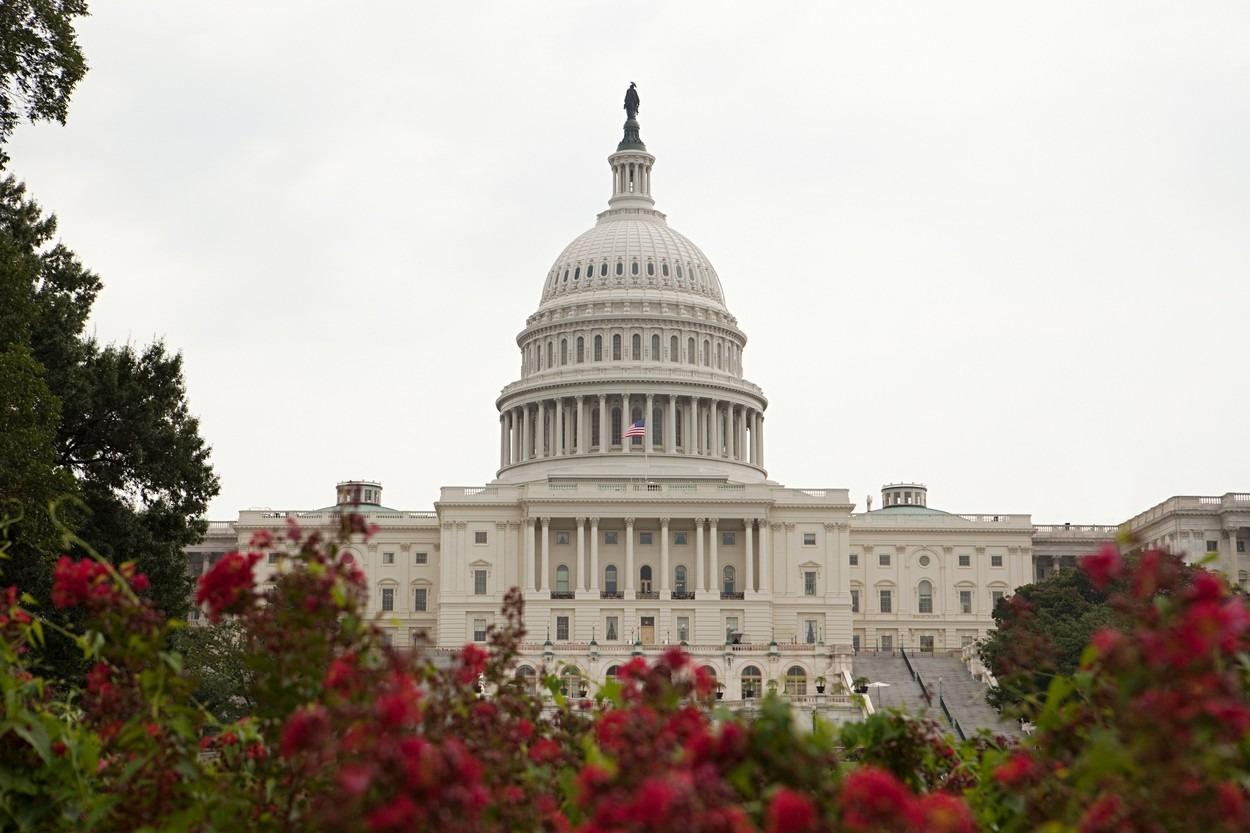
[640, 616, 656, 646]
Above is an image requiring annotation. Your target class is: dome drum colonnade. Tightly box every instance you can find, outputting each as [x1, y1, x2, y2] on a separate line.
[495, 97, 767, 482]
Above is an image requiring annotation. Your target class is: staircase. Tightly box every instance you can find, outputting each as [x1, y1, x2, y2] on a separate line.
[850, 653, 939, 721]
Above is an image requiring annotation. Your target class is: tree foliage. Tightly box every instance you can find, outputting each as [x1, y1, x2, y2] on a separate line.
[0, 0, 89, 165]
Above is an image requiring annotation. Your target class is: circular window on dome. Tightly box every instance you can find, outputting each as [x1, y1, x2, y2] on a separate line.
[646, 262, 654, 276]
[631, 261, 639, 276]
[661, 263, 669, 277]
[601, 262, 608, 277]
[918, 555, 931, 567]
[616, 261, 624, 276]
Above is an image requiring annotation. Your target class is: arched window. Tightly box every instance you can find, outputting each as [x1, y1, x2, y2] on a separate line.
[723, 565, 736, 595]
[676, 264, 684, 279]
[591, 407, 600, 447]
[918, 580, 933, 614]
[604, 565, 618, 593]
[715, 342, 722, 369]
[631, 333, 641, 360]
[646, 261, 654, 276]
[573, 267, 580, 280]
[612, 334, 622, 361]
[785, 666, 807, 696]
[687, 337, 695, 365]
[547, 341, 554, 369]
[662, 263, 669, 277]
[616, 261, 623, 276]
[650, 333, 660, 360]
[594, 335, 603, 361]
[700, 665, 717, 697]
[675, 407, 683, 448]
[640, 565, 652, 592]
[605, 664, 621, 680]
[561, 667, 584, 698]
[556, 565, 570, 593]
[560, 339, 568, 366]
[652, 407, 663, 446]
[741, 665, 762, 699]
[516, 665, 537, 691]
[631, 261, 639, 276]
[563, 269, 569, 282]
[702, 339, 710, 366]
[611, 407, 622, 441]
[537, 343, 543, 368]
[576, 337, 584, 363]
[670, 335, 679, 363]
[600, 262, 608, 277]
[674, 565, 687, 593]
[630, 405, 643, 445]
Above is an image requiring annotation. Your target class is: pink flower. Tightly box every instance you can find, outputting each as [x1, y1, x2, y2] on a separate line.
[338, 764, 374, 797]
[766, 788, 816, 833]
[528, 738, 561, 764]
[196, 551, 261, 621]
[1080, 544, 1123, 590]
[840, 766, 922, 832]
[919, 793, 975, 833]
[51, 557, 112, 609]
[630, 777, 681, 826]
[662, 645, 690, 670]
[249, 529, 274, 549]
[993, 752, 1038, 786]
[367, 795, 417, 830]
[279, 705, 329, 758]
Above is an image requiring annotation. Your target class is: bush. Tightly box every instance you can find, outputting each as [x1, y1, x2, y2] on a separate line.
[1, 522, 1247, 832]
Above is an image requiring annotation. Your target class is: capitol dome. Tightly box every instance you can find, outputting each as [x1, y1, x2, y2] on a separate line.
[493, 90, 768, 484]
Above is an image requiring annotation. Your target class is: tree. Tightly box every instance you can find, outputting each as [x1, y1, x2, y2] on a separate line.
[172, 617, 256, 724]
[978, 567, 1113, 715]
[0, 0, 90, 165]
[0, 175, 218, 670]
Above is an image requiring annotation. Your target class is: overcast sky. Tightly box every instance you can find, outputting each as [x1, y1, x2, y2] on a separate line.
[9, 1, 1249, 524]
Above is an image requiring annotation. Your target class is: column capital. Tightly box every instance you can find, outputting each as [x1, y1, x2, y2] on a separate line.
[575, 516, 587, 523]
[694, 517, 706, 525]
[823, 522, 838, 531]
[659, 517, 670, 526]
[540, 516, 551, 527]
[624, 517, 635, 527]
[454, 521, 468, 529]
[524, 517, 536, 528]
[709, 517, 719, 527]
[590, 516, 600, 526]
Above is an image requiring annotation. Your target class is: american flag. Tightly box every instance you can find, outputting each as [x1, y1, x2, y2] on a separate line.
[621, 419, 646, 439]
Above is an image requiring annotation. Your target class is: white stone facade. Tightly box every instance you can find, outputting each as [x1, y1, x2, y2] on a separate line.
[186, 99, 1248, 709]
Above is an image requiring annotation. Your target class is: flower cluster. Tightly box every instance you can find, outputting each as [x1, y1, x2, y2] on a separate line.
[51, 555, 149, 610]
[195, 550, 261, 620]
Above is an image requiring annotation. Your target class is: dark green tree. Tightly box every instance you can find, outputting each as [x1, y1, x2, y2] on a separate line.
[0, 176, 218, 661]
[978, 568, 1113, 715]
[172, 618, 256, 724]
[0, 0, 90, 165]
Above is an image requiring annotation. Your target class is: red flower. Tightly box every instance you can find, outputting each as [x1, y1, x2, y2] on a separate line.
[367, 795, 417, 831]
[516, 718, 534, 740]
[662, 645, 690, 670]
[630, 777, 682, 826]
[338, 764, 374, 797]
[249, 530, 274, 550]
[1078, 793, 1125, 832]
[840, 766, 922, 832]
[574, 764, 610, 807]
[918, 793, 975, 833]
[766, 787, 815, 833]
[196, 551, 261, 621]
[51, 556, 112, 609]
[993, 752, 1038, 786]
[279, 705, 329, 758]
[528, 737, 561, 764]
[456, 643, 489, 685]
[1088, 627, 1126, 662]
[324, 653, 359, 693]
[1080, 544, 1123, 590]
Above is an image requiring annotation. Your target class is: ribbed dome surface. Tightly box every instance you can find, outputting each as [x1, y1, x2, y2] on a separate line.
[540, 214, 726, 309]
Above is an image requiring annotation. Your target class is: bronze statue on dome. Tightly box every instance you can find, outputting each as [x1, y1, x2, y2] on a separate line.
[624, 82, 640, 120]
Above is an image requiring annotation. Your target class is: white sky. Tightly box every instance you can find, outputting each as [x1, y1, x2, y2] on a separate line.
[9, 1, 1249, 524]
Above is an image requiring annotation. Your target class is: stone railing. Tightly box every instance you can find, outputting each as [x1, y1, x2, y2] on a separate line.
[1033, 524, 1119, 538]
[1125, 493, 1250, 531]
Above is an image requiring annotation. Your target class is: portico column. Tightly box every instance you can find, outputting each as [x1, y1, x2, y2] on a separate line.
[758, 414, 765, 466]
[576, 395, 585, 454]
[666, 395, 676, 453]
[695, 519, 705, 595]
[598, 394, 608, 453]
[499, 414, 507, 469]
[574, 516, 585, 590]
[745, 519, 755, 593]
[524, 518, 536, 592]
[555, 397, 564, 456]
[625, 518, 636, 592]
[737, 406, 748, 461]
[537, 402, 547, 458]
[660, 518, 671, 592]
[540, 517, 550, 592]
[759, 521, 771, 593]
[521, 405, 531, 460]
[750, 410, 759, 465]
[710, 518, 720, 592]
[589, 518, 600, 592]
[645, 393, 654, 450]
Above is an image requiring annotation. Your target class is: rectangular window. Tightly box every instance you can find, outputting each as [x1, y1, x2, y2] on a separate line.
[556, 615, 569, 641]
[991, 554, 1003, 567]
[961, 634, 975, 648]
[413, 587, 427, 611]
[639, 532, 653, 545]
[605, 616, 618, 641]
[880, 634, 894, 652]
[383, 551, 395, 565]
[1207, 540, 1218, 552]
[381, 587, 394, 612]
[415, 551, 428, 565]
[722, 532, 735, 546]
[920, 635, 935, 653]
[803, 532, 816, 546]
[676, 616, 690, 642]
[878, 552, 891, 567]
[605, 532, 618, 545]
[674, 532, 687, 545]
[851, 589, 860, 613]
[804, 571, 816, 596]
[380, 630, 394, 646]
[959, 590, 972, 614]
[556, 532, 570, 545]
[991, 590, 1006, 608]
[474, 531, 488, 545]
[958, 554, 971, 567]
[1239, 540, 1246, 553]
[804, 619, 818, 644]
[879, 589, 892, 613]
[473, 618, 487, 642]
[849, 553, 859, 566]
[725, 616, 739, 642]
[411, 628, 429, 643]
[474, 570, 487, 595]
[267, 552, 279, 565]
[852, 634, 861, 652]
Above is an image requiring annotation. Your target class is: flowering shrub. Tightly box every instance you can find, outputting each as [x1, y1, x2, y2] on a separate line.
[1, 522, 1248, 832]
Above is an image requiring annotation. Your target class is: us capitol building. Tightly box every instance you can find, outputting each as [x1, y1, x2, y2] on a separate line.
[189, 90, 1249, 719]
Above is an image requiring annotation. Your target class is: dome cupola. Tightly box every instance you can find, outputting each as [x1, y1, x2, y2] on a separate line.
[493, 86, 768, 484]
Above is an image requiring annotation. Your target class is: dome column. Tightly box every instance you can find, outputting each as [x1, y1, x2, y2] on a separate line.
[598, 394, 607, 453]
[575, 395, 585, 454]
[712, 400, 721, 458]
[499, 413, 508, 469]
[737, 405, 748, 462]
[645, 393, 654, 450]
[521, 404, 532, 460]
[665, 395, 676, 454]
[524, 518, 536, 593]
[620, 392, 630, 454]
[555, 397, 565, 456]
[694, 519, 705, 595]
